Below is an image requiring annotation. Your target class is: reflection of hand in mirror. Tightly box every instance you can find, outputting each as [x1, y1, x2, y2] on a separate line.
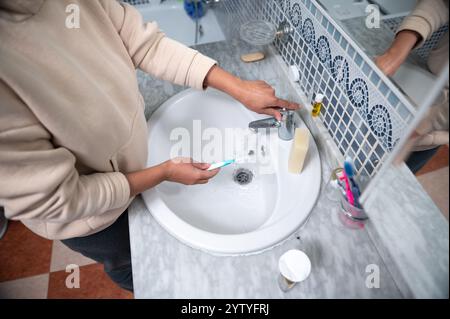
[375, 30, 422, 76]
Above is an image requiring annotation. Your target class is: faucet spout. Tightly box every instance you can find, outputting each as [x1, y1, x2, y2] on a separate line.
[248, 108, 296, 141]
[248, 117, 281, 132]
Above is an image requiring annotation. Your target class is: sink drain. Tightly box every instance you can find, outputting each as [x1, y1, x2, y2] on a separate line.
[233, 168, 254, 186]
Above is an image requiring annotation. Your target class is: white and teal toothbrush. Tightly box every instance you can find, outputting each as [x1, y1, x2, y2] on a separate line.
[207, 159, 236, 171]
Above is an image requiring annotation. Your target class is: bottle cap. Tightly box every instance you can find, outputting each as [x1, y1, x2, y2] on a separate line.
[314, 93, 324, 103]
[288, 65, 300, 82]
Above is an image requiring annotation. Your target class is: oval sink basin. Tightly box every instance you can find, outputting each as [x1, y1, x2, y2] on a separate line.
[142, 89, 321, 255]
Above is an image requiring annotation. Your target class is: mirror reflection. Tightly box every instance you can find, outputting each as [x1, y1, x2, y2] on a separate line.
[319, 0, 448, 219]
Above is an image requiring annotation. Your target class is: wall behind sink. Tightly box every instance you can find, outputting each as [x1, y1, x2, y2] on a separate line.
[215, 0, 419, 177]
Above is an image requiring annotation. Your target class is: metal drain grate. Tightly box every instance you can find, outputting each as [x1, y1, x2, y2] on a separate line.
[233, 168, 253, 186]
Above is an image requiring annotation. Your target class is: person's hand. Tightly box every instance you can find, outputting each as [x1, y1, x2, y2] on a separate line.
[125, 158, 219, 197]
[163, 157, 220, 185]
[234, 80, 300, 121]
[375, 51, 406, 77]
[375, 30, 422, 76]
[204, 66, 300, 121]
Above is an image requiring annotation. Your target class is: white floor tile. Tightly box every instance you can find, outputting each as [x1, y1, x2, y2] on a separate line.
[0, 274, 49, 299]
[50, 240, 96, 272]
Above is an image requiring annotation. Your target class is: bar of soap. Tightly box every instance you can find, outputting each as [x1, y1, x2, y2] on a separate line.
[288, 128, 310, 174]
[240, 52, 265, 63]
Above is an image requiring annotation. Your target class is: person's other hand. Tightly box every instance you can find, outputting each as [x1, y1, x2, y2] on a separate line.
[163, 157, 220, 185]
[375, 30, 421, 77]
[236, 80, 300, 121]
[375, 51, 405, 77]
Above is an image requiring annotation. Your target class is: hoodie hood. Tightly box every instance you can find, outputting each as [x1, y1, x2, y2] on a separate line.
[0, 0, 45, 22]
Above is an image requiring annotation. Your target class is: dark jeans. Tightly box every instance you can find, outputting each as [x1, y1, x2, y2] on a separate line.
[405, 147, 440, 174]
[61, 211, 133, 292]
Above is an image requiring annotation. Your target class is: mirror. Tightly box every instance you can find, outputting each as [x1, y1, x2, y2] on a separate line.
[316, 0, 449, 219]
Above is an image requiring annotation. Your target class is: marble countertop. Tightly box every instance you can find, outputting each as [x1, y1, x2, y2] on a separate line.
[128, 40, 447, 298]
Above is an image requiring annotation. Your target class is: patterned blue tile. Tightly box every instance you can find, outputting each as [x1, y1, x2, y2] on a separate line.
[370, 72, 381, 87]
[357, 150, 366, 164]
[397, 103, 411, 119]
[349, 122, 357, 134]
[348, 78, 369, 118]
[335, 130, 343, 142]
[387, 92, 400, 108]
[302, 18, 316, 45]
[360, 123, 369, 135]
[330, 121, 337, 132]
[367, 133, 376, 146]
[315, 35, 332, 69]
[342, 112, 350, 124]
[379, 81, 389, 96]
[362, 63, 371, 77]
[351, 140, 359, 152]
[365, 161, 374, 175]
[290, 2, 302, 28]
[342, 139, 349, 151]
[268, 0, 416, 176]
[332, 55, 349, 91]
[333, 30, 341, 43]
[354, 53, 363, 67]
[356, 132, 364, 144]
[367, 105, 393, 150]
[347, 45, 356, 59]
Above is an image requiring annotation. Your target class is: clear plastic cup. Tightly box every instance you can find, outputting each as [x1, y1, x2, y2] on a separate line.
[338, 190, 369, 229]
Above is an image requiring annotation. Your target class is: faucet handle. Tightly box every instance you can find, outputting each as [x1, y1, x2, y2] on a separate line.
[280, 108, 294, 121]
[278, 108, 296, 141]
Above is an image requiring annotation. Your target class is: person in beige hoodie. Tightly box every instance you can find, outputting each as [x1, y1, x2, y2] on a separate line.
[0, 0, 299, 291]
[376, 0, 449, 173]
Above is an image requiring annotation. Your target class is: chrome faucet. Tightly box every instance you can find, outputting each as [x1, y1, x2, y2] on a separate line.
[248, 109, 296, 141]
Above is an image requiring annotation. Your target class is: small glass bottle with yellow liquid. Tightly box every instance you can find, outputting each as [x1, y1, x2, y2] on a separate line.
[311, 93, 325, 118]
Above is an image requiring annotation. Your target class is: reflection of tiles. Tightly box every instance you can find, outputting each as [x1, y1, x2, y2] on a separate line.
[0, 221, 52, 282]
[48, 263, 133, 299]
[0, 274, 49, 299]
[259, 0, 419, 176]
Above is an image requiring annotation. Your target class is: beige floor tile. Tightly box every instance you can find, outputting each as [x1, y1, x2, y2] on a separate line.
[417, 166, 449, 220]
[0, 273, 49, 299]
[50, 240, 96, 272]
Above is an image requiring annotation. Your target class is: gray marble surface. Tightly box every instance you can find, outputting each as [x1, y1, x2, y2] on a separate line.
[363, 164, 449, 299]
[128, 40, 446, 298]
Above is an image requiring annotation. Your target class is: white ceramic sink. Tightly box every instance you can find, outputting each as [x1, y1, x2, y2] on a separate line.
[142, 89, 321, 255]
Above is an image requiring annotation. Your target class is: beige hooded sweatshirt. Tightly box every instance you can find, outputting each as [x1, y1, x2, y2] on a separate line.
[0, 0, 216, 239]
[397, 0, 449, 151]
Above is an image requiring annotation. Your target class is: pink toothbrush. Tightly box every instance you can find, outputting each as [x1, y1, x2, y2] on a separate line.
[339, 172, 355, 206]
